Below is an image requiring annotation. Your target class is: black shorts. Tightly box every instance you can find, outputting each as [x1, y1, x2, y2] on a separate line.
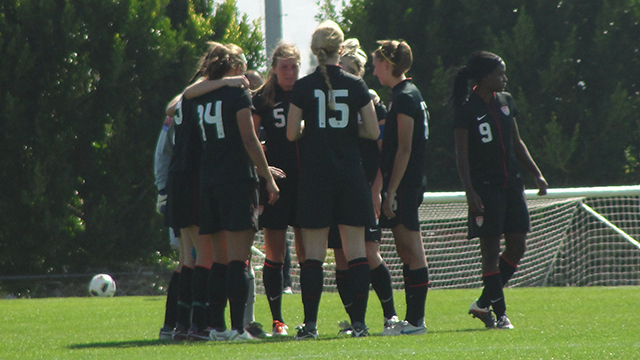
[327, 222, 382, 249]
[259, 177, 298, 230]
[199, 181, 259, 234]
[164, 171, 199, 229]
[467, 183, 530, 239]
[379, 184, 424, 231]
[297, 172, 375, 229]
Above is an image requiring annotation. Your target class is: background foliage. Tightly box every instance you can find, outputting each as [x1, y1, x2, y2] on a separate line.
[0, 0, 263, 279]
[1, 0, 639, 286]
[338, 0, 640, 190]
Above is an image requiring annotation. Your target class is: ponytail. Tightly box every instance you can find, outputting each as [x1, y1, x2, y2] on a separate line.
[451, 66, 471, 108]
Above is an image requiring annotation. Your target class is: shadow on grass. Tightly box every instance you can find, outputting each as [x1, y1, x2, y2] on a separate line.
[68, 336, 304, 350]
[68, 328, 488, 349]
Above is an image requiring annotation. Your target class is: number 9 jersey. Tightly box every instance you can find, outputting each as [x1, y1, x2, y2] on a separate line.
[453, 91, 521, 188]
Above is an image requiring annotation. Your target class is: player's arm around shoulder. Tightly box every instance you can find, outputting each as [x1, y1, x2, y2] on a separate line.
[511, 119, 548, 195]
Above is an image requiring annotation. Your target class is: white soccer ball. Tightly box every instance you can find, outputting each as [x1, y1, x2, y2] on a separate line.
[88, 274, 116, 297]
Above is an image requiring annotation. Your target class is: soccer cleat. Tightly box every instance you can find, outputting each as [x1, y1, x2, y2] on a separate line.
[228, 329, 259, 342]
[172, 328, 189, 341]
[209, 328, 232, 341]
[283, 286, 293, 294]
[272, 320, 289, 336]
[159, 325, 174, 340]
[381, 315, 403, 336]
[337, 320, 353, 336]
[469, 300, 497, 328]
[393, 320, 428, 336]
[351, 322, 369, 338]
[294, 324, 319, 340]
[186, 326, 211, 341]
[496, 314, 514, 329]
[245, 321, 267, 339]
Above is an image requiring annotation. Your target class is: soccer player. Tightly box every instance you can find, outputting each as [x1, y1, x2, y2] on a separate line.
[452, 51, 548, 329]
[287, 20, 380, 339]
[328, 38, 400, 336]
[193, 44, 279, 342]
[372, 39, 430, 336]
[252, 43, 304, 337]
[154, 112, 192, 340]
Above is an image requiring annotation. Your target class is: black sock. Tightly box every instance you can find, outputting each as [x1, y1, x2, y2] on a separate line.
[500, 256, 517, 286]
[402, 264, 410, 320]
[227, 261, 249, 332]
[405, 267, 429, 326]
[263, 259, 284, 322]
[335, 269, 353, 317]
[208, 262, 227, 330]
[163, 270, 180, 328]
[300, 259, 323, 324]
[190, 266, 209, 331]
[371, 263, 397, 319]
[283, 245, 292, 288]
[176, 266, 193, 330]
[347, 258, 370, 326]
[478, 273, 505, 317]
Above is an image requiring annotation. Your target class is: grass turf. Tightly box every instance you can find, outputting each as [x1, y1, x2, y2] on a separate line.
[1, 286, 638, 359]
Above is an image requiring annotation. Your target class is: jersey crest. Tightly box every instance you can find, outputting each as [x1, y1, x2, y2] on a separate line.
[475, 216, 484, 227]
[501, 104, 510, 116]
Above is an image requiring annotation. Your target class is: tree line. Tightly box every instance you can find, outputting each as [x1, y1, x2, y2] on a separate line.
[1, 0, 638, 280]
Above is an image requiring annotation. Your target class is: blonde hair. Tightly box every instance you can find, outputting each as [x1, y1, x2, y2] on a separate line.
[341, 38, 367, 77]
[225, 43, 248, 73]
[191, 41, 225, 83]
[259, 43, 301, 107]
[311, 20, 344, 109]
[373, 40, 413, 78]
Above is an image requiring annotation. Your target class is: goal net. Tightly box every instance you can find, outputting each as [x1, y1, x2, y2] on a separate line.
[250, 185, 640, 293]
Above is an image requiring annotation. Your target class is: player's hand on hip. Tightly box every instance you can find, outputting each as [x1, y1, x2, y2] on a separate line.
[269, 166, 287, 180]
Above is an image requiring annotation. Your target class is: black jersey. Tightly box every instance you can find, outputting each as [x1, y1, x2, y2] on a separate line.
[454, 91, 521, 188]
[380, 79, 429, 187]
[168, 96, 202, 174]
[252, 86, 298, 180]
[191, 86, 257, 187]
[290, 65, 371, 177]
[358, 100, 386, 184]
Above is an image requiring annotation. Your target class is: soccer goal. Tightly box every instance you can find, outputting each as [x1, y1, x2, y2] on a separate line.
[251, 185, 640, 293]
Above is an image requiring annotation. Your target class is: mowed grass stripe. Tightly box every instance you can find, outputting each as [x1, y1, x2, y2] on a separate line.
[0, 286, 638, 359]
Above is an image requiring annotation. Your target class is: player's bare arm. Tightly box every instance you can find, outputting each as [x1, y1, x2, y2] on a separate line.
[286, 104, 304, 141]
[382, 113, 413, 219]
[511, 119, 548, 195]
[237, 108, 280, 204]
[454, 127, 484, 214]
[358, 100, 380, 140]
[183, 75, 250, 100]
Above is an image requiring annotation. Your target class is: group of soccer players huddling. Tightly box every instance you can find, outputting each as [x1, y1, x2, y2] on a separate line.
[154, 19, 549, 342]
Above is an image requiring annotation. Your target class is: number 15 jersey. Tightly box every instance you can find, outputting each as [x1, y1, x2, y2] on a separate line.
[290, 65, 371, 178]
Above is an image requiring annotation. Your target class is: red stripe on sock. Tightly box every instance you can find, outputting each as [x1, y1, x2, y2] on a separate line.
[500, 255, 518, 268]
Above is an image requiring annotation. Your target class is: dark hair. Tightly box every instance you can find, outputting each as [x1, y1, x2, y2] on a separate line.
[373, 40, 412, 77]
[451, 51, 503, 108]
[203, 45, 231, 81]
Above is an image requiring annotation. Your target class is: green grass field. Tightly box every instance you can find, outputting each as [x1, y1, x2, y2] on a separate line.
[1, 287, 638, 359]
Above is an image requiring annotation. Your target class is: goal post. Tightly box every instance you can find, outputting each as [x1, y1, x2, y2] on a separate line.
[251, 185, 640, 293]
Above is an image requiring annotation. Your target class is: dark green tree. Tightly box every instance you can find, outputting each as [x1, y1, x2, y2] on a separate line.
[0, 0, 264, 278]
[340, 0, 640, 190]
